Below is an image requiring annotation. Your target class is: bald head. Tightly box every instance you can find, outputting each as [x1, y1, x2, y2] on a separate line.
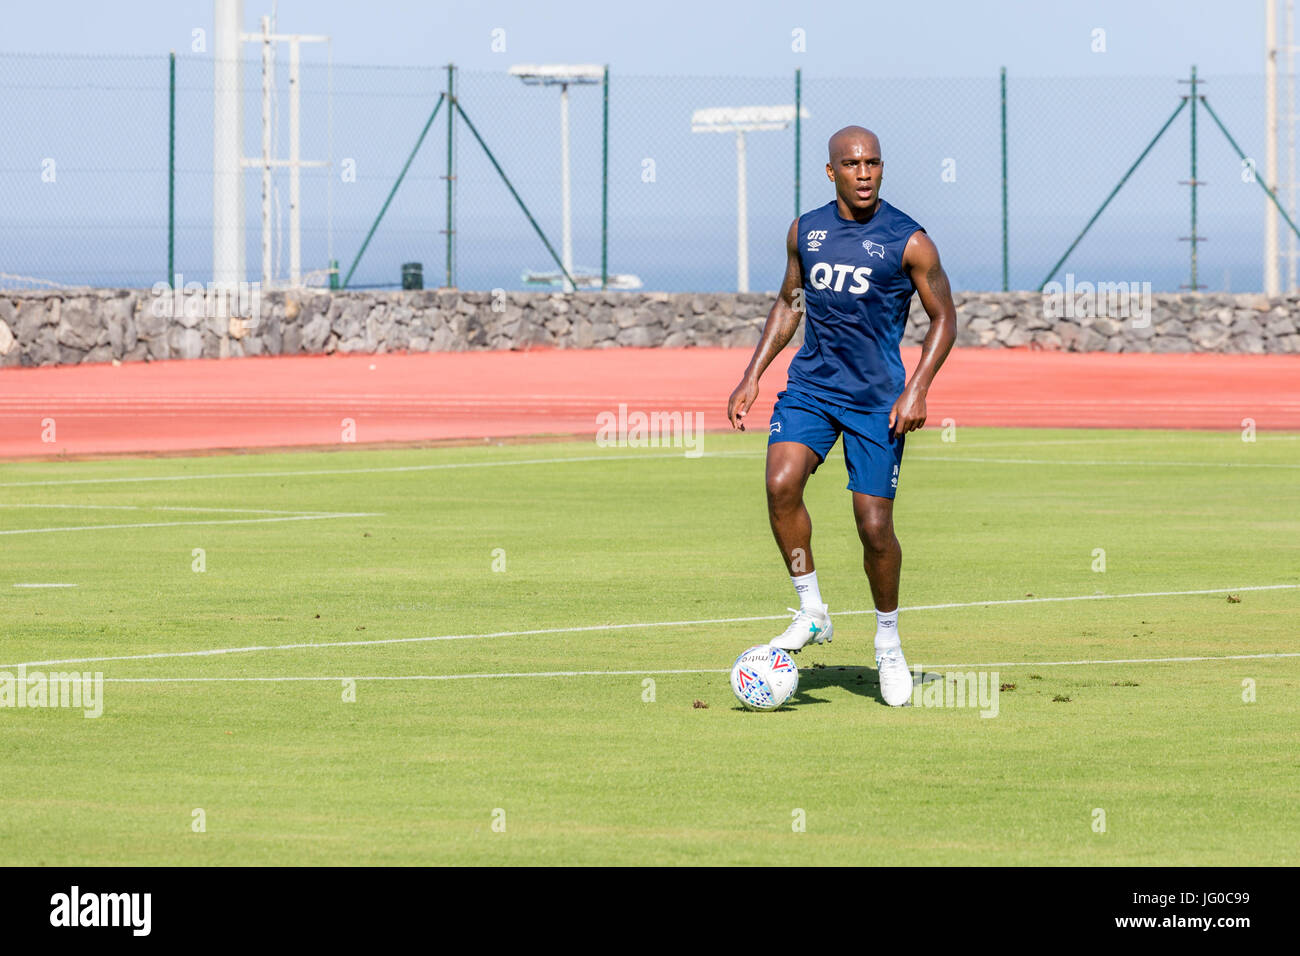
[825, 126, 883, 217]
[828, 126, 880, 163]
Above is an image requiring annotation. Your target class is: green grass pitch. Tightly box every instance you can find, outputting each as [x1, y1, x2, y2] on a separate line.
[1, 427, 1297, 865]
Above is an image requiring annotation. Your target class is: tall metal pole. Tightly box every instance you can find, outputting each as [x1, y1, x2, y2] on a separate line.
[736, 130, 748, 293]
[601, 65, 609, 291]
[794, 68, 802, 219]
[328, 40, 335, 287]
[1267, 0, 1280, 295]
[1000, 66, 1008, 292]
[445, 63, 456, 289]
[259, 15, 273, 287]
[168, 51, 176, 288]
[1289, 0, 1296, 290]
[212, 0, 244, 285]
[289, 39, 302, 287]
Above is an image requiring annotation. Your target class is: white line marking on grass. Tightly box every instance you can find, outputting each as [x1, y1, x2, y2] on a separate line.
[12, 583, 77, 588]
[921, 652, 1300, 668]
[0, 511, 380, 536]
[910, 455, 1300, 470]
[94, 651, 1300, 684]
[101, 669, 726, 683]
[916, 435, 1300, 449]
[6, 584, 1294, 670]
[0, 504, 338, 514]
[0, 451, 760, 489]
[5, 444, 1292, 492]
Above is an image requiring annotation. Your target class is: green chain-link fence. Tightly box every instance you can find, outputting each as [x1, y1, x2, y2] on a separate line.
[0, 52, 1284, 293]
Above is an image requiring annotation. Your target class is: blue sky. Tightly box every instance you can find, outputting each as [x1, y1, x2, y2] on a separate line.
[0, 2, 1282, 292]
[1, 0, 1270, 77]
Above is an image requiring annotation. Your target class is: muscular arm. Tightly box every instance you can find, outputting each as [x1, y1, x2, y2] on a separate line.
[727, 219, 804, 430]
[890, 230, 957, 437]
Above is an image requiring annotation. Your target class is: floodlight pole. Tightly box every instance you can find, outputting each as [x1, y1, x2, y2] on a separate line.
[510, 65, 603, 290]
[692, 106, 807, 293]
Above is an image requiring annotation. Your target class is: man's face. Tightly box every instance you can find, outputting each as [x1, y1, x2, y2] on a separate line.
[826, 136, 883, 212]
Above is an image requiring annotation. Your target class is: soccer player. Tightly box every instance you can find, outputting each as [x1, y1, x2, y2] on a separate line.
[726, 126, 956, 707]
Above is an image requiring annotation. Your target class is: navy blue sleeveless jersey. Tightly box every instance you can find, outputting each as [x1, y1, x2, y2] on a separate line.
[785, 199, 925, 411]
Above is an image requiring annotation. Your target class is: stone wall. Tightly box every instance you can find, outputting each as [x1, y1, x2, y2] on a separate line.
[1, 288, 1298, 367]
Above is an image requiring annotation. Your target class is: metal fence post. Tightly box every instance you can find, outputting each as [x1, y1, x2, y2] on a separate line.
[1000, 66, 1008, 292]
[446, 63, 456, 289]
[1190, 65, 1199, 290]
[602, 64, 609, 291]
[168, 51, 176, 288]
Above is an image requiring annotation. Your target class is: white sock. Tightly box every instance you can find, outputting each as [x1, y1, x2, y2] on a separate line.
[791, 571, 824, 610]
[874, 608, 900, 651]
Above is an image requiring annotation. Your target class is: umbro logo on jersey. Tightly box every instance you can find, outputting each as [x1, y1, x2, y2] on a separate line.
[862, 239, 887, 258]
[806, 229, 827, 252]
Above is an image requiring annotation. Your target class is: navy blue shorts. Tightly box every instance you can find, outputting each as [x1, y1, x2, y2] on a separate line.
[767, 388, 904, 499]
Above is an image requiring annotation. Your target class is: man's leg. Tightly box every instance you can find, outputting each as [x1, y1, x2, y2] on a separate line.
[841, 410, 911, 705]
[851, 492, 900, 613]
[852, 491, 910, 704]
[766, 440, 834, 652]
[765, 390, 840, 652]
[766, 441, 820, 576]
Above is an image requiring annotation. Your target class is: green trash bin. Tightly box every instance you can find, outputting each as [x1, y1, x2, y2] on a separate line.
[401, 262, 423, 290]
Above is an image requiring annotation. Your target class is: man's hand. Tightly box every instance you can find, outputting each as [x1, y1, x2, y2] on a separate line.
[725, 219, 805, 433]
[888, 383, 927, 438]
[728, 376, 760, 430]
[893, 230, 956, 439]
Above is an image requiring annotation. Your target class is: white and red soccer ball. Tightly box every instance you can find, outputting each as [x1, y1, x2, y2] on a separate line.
[730, 644, 799, 711]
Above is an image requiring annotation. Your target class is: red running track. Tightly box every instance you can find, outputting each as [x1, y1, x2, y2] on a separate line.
[1, 347, 1298, 458]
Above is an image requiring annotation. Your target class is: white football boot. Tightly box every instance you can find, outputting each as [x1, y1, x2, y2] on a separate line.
[875, 645, 914, 707]
[770, 606, 833, 654]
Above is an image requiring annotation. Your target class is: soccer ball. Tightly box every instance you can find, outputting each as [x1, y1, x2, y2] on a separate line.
[730, 644, 799, 711]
